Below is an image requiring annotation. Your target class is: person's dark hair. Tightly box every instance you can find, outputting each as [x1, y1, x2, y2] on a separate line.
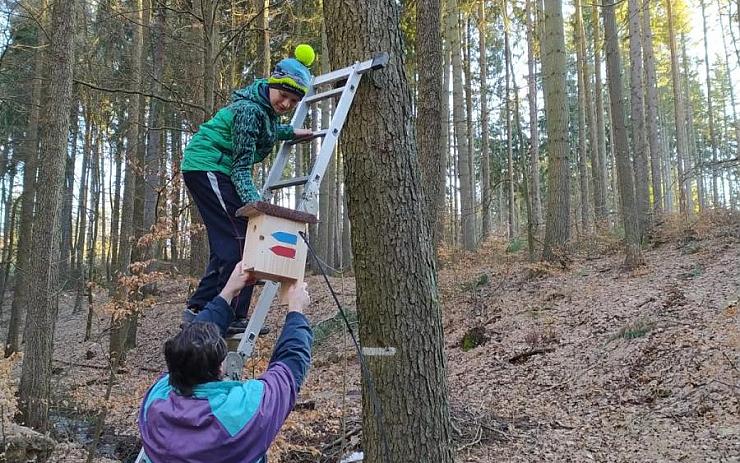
[164, 322, 226, 395]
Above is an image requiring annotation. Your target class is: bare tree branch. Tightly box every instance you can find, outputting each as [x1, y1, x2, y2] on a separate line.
[74, 79, 207, 113]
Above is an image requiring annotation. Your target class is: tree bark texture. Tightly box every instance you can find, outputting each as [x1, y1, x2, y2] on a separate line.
[19, 0, 76, 431]
[416, 0, 445, 247]
[603, 0, 644, 269]
[323, 1, 455, 461]
[541, 0, 571, 262]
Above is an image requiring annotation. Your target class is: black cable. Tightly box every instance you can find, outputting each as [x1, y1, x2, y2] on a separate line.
[298, 231, 392, 463]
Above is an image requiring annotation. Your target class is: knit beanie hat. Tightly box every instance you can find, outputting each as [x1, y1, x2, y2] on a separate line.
[267, 44, 315, 98]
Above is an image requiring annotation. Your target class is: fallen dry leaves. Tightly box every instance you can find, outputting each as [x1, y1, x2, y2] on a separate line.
[2, 211, 737, 462]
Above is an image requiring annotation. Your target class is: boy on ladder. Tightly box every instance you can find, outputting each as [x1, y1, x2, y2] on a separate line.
[181, 44, 316, 334]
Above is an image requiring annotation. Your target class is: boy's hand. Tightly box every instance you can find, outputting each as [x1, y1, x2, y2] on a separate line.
[219, 262, 256, 304]
[287, 282, 310, 314]
[293, 128, 313, 139]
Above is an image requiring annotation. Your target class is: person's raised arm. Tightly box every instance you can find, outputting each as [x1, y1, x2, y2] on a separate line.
[193, 263, 255, 335]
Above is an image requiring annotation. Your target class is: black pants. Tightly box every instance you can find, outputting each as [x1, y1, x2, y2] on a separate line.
[183, 171, 253, 318]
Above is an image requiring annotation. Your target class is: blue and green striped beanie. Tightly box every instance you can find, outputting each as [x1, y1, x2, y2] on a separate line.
[267, 44, 315, 97]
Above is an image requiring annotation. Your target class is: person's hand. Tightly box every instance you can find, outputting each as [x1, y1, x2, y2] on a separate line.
[293, 128, 313, 139]
[287, 282, 310, 313]
[219, 262, 256, 304]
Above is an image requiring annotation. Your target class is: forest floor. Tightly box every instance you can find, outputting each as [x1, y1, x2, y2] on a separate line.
[2, 210, 738, 463]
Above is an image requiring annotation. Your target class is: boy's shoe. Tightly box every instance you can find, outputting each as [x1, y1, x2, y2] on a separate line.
[227, 318, 271, 336]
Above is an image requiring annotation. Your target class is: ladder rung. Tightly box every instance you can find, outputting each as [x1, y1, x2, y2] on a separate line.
[304, 87, 345, 104]
[285, 129, 327, 146]
[268, 176, 310, 190]
[313, 67, 353, 86]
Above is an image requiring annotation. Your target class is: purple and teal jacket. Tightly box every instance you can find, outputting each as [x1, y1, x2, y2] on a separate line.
[138, 296, 312, 463]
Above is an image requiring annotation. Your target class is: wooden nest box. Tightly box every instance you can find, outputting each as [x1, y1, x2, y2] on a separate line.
[236, 202, 318, 291]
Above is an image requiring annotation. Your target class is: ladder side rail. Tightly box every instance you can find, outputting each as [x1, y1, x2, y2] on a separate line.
[297, 70, 363, 215]
[312, 54, 388, 86]
[233, 280, 280, 359]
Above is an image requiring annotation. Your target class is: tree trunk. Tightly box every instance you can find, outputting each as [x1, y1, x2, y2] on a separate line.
[478, 2, 491, 239]
[603, 0, 644, 269]
[666, 0, 690, 219]
[541, 0, 571, 262]
[109, 135, 122, 279]
[341, 163, 352, 270]
[592, 5, 609, 221]
[84, 135, 101, 340]
[18, 0, 75, 430]
[681, 33, 699, 213]
[416, 0, 444, 247]
[446, 0, 475, 250]
[504, 1, 516, 239]
[60, 100, 78, 279]
[110, 0, 144, 362]
[718, 0, 740, 169]
[442, 5, 452, 243]
[628, 0, 651, 235]
[170, 111, 182, 262]
[642, 1, 664, 216]
[323, 1, 454, 461]
[73, 116, 92, 314]
[143, 0, 168, 258]
[318, 23, 334, 271]
[256, 0, 270, 77]
[574, 0, 592, 234]
[701, 0, 720, 207]
[5, 0, 45, 357]
[464, 18, 476, 233]
[526, 0, 543, 231]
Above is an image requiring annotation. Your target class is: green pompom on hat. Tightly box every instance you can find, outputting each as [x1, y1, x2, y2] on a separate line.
[294, 44, 316, 67]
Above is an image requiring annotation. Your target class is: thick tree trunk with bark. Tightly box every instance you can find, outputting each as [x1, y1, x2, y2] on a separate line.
[541, 0, 571, 262]
[18, 0, 75, 431]
[5, 0, 46, 357]
[416, 0, 445, 247]
[603, 0, 644, 269]
[323, 1, 454, 461]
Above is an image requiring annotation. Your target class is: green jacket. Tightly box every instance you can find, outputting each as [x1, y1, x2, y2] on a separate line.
[181, 80, 295, 204]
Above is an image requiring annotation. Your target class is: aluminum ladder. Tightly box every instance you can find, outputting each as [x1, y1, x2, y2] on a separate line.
[223, 52, 388, 379]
